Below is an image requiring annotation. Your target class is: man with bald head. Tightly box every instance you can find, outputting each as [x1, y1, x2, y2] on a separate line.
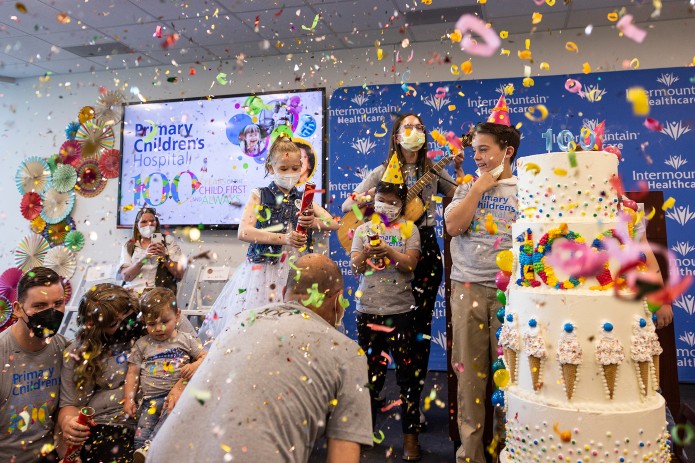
[147, 254, 373, 463]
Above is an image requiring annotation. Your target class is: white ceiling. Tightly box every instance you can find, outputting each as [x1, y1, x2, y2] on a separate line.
[0, 0, 691, 79]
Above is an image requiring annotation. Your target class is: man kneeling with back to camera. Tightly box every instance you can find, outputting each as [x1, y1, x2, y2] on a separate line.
[147, 253, 373, 463]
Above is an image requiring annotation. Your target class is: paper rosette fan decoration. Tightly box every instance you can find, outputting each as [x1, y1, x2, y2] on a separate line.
[0, 295, 12, 329]
[16, 156, 51, 195]
[14, 234, 50, 272]
[95, 90, 125, 125]
[52, 164, 77, 193]
[0, 267, 24, 302]
[61, 278, 73, 305]
[20, 192, 43, 220]
[30, 216, 46, 234]
[59, 140, 82, 166]
[43, 217, 76, 247]
[75, 119, 114, 157]
[75, 160, 107, 198]
[64, 230, 85, 252]
[65, 121, 81, 140]
[98, 149, 121, 178]
[40, 188, 75, 224]
[44, 246, 77, 279]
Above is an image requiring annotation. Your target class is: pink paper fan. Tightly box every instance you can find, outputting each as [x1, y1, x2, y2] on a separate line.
[61, 278, 73, 305]
[98, 149, 121, 178]
[59, 140, 83, 166]
[0, 267, 24, 302]
[20, 192, 43, 220]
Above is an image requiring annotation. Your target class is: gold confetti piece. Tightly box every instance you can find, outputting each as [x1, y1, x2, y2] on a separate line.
[450, 29, 462, 42]
[518, 50, 532, 60]
[523, 77, 534, 87]
[524, 163, 541, 175]
[355, 290, 363, 298]
[221, 444, 232, 453]
[532, 12, 542, 24]
[376, 48, 383, 60]
[540, 62, 550, 70]
[524, 104, 549, 122]
[662, 197, 676, 210]
[626, 87, 650, 115]
[546, 0, 556, 5]
[450, 65, 460, 75]
[56, 12, 70, 24]
[329, 399, 338, 406]
[448, 104, 457, 111]
[461, 61, 473, 74]
[645, 207, 656, 220]
[553, 168, 568, 176]
[582, 62, 591, 74]
[15, 2, 27, 13]
[431, 195, 442, 204]
[607, 12, 619, 22]
[500, 31, 509, 39]
[500, 49, 510, 56]
[565, 41, 579, 52]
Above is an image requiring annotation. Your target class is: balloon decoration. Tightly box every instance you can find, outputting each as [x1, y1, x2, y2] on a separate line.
[78, 105, 95, 124]
[495, 270, 511, 292]
[491, 389, 505, 407]
[493, 368, 511, 389]
[495, 250, 514, 273]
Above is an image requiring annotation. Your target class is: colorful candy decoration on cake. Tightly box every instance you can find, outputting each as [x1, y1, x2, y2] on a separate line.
[631, 317, 652, 397]
[499, 313, 520, 384]
[646, 313, 663, 391]
[589, 229, 623, 290]
[557, 322, 582, 400]
[516, 229, 540, 287]
[533, 224, 586, 290]
[523, 318, 546, 391]
[595, 322, 624, 400]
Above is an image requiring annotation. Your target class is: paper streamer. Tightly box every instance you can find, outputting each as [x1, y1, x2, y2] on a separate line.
[455, 14, 501, 57]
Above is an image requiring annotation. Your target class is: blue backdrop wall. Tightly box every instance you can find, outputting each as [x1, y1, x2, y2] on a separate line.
[327, 66, 695, 379]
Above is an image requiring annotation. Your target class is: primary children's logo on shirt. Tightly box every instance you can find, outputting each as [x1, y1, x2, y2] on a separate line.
[11, 367, 60, 396]
[144, 347, 191, 376]
[7, 367, 60, 434]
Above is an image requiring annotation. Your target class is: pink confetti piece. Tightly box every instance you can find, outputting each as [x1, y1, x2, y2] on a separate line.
[643, 117, 663, 132]
[153, 25, 162, 38]
[367, 323, 395, 332]
[617, 14, 647, 43]
[380, 399, 403, 412]
[455, 14, 501, 57]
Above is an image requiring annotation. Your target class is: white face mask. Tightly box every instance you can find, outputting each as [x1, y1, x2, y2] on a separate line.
[399, 129, 425, 152]
[476, 162, 505, 180]
[274, 173, 301, 190]
[374, 201, 401, 222]
[138, 225, 156, 239]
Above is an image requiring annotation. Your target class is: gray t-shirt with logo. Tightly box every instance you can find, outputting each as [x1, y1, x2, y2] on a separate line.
[127, 331, 203, 399]
[60, 339, 136, 429]
[146, 302, 373, 463]
[444, 177, 518, 286]
[354, 163, 456, 227]
[0, 330, 68, 463]
[351, 219, 421, 315]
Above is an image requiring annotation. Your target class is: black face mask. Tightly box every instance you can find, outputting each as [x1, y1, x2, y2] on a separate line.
[24, 308, 65, 339]
[108, 312, 145, 344]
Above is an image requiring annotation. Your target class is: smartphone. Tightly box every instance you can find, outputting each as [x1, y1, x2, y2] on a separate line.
[150, 232, 164, 245]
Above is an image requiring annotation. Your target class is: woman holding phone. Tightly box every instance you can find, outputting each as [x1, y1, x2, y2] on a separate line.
[118, 207, 185, 295]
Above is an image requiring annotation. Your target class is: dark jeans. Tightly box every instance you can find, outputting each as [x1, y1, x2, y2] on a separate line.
[411, 226, 443, 380]
[135, 393, 169, 450]
[356, 310, 427, 434]
[81, 424, 134, 463]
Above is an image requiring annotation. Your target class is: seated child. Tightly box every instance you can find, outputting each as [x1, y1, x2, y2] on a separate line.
[124, 288, 206, 462]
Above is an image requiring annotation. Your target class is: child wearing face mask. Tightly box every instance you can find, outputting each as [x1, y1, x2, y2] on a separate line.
[350, 177, 425, 460]
[444, 103, 521, 463]
[198, 136, 339, 344]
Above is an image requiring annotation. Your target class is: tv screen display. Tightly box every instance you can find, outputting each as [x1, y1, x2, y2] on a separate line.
[117, 88, 326, 228]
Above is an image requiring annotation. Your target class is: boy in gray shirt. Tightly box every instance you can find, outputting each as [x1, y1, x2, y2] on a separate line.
[123, 288, 206, 460]
[444, 117, 520, 463]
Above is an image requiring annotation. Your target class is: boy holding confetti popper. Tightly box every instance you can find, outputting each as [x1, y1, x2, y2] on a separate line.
[350, 156, 424, 461]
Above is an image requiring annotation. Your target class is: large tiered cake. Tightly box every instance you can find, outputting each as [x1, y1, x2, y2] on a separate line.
[499, 151, 670, 463]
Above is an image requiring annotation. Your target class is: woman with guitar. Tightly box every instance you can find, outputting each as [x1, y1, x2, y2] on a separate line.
[341, 113, 465, 423]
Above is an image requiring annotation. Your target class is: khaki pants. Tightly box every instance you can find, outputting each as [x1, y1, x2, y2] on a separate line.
[450, 281, 505, 463]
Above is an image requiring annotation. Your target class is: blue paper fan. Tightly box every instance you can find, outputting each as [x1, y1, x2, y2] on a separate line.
[40, 188, 75, 224]
[16, 156, 51, 195]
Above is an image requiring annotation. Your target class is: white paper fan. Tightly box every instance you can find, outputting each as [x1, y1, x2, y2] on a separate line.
[16, 156, 51, 195]
[40, 188, 75, 224]
[43, 246, 77, 279]
[14, 234, 50, 272]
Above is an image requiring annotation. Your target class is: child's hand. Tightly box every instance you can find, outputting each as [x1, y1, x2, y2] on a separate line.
[286, 231, 308, 248]
[123, 399, 137, 418]
[180, 362, 198, 380]
[297, 208, 314, 229]
[474, 172, 498, 193]
[655, 304, 673, 329]
[354, 188, 375, 207]
[453, 152, 464, 171]
[365, 239, 388, 259]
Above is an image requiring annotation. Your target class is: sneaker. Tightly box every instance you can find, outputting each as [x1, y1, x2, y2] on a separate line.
[133, 441, 151, 463]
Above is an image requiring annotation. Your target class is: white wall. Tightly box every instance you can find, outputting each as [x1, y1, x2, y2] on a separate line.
[1, 18, 694, 306]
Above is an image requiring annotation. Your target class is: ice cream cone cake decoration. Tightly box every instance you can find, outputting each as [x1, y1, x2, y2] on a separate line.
[523, 318, 546, 391]
[631, 317, 652, 397]
[498, 313, 520, 384]
[646, 314, 663, 391]
[557, 323, 582, 400]
[595, 322, 624, 400]
[487, 94, 511, 127]
[381, 153, 404, 184]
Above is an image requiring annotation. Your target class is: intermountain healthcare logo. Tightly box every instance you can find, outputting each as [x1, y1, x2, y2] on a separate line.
[675, 294, 695, 316]
[666, 205, 695, 226]
[431, 330, 447, 350]
[329, 104, 401, 124]
[660, 121, 691, 140]
[632, 155, 695, 192]
[657, 72, 679, 86]
[422, 93, 450, 112]
[671, 241, 695, 276]
[350, 137, 376, 156]
[678, 331, 695, 367]
[350, 93, 369, 106]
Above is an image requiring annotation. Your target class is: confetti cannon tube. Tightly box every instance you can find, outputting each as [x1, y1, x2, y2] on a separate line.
[295, 182, 316, 234]
[63, 407, 95, 462]
[368, 232, 384, 267]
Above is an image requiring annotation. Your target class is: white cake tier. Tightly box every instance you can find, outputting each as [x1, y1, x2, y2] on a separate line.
[505, 288, 656, 406]
[511, 220, 631, 291]
[516, 151, 621, 223]
[501, 387, 670, 463]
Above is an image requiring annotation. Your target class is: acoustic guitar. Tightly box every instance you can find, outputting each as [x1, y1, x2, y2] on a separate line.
[337, 134, 472, 252]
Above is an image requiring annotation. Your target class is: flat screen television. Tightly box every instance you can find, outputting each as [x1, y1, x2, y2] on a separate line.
[117, 88, 326, 228]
